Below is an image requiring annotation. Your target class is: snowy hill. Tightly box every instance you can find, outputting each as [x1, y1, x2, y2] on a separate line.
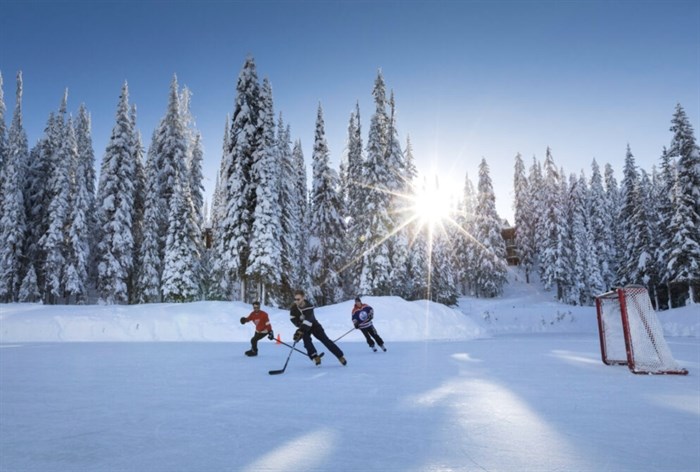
[1, 268, 697, 342]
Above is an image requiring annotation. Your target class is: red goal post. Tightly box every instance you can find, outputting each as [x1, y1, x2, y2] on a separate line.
[595, 286, 688, 375]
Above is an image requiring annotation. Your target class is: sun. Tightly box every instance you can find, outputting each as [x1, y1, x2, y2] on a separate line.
[411, 179, 455, 230]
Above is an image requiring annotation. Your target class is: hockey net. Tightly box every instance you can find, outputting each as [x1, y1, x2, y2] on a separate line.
[595, 286, 688, 375]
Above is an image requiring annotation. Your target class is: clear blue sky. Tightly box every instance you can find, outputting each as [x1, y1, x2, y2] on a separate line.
[2, 0, 699, 222]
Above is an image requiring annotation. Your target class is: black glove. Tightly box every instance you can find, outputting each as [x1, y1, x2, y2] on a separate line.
[293, 329, 304, 342]
[267, 331, 274, 340]
[239, 317, 247, 325]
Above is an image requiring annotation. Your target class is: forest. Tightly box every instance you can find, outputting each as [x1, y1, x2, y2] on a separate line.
[0, 57, 698, 308]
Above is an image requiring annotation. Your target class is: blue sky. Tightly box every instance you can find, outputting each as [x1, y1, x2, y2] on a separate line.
[2, 0, 699, 222]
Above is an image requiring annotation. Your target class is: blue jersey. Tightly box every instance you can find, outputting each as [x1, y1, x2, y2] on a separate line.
[352, 305, 374, 329]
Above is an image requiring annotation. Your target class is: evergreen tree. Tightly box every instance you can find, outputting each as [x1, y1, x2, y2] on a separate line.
[539, 148, 566, 298]
[0, 72, 7, 210]
[247, 78, 282, 303]
[669, 104, 700, 216]
[275, 115, 298, 302]
[473, 158, 507, 297]
[344, 103, 364, 295]
[207, 116, 231, 300]
[655, 146, 677, 307]
[0, 72, 28, 302]
[604, 163, 622, 287]
[632, 170, 660, 291]
[358, 71, 393, 295]
[666, 104, 700, 303]
[308, 104, 345, 306]
[137, 133, 163, 303]
[18, 263, 40, 302]
[129, 105, 145, 303]
[513, 153, 535, 283]
[291, 140, 312, 293]
[588, 159, 613, 294]
[95, 82, 137, 304]
[161, 180, 200, 302]
[217, 56, 263, 300]
[74, 105, 96, 289]
[40, 114, 74, 303]
[385, 92, 411, 297]
[528, 156, 545, 269]
[617, 144, 640, 286]
[454, 171, 477, 295]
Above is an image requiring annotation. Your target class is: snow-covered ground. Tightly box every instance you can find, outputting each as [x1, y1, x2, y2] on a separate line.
[1, 270, 698, 471]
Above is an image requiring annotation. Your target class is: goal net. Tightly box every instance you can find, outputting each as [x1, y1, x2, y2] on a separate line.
[595, 286, 688, 375]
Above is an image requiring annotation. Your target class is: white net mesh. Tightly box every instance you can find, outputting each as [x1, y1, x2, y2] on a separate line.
[596, 286, 686, 375]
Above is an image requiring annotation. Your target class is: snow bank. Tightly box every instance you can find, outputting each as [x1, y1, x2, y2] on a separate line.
[0, 297, 487, 343]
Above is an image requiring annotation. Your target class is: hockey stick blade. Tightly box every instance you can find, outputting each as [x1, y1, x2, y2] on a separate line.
[269, 369, 286, 375]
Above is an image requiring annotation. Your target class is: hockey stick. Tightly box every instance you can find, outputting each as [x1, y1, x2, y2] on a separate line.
[269, 339, 299, 375]
[274, 338, 325, 360]
[333, 327, 356, 343]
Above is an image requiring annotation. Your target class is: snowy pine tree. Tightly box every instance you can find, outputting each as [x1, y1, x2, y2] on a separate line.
[665, 104, 700, 304]
[95, 82, 137, 304]
[513, 153, 536, 283]
[358, 71, 393, 295]
[247, 78, 283, 303]
[308, 104, 346, 306]
[0, 72, 28, 302]
[217, 56, 263, 301]
[473, 159, 507, 297]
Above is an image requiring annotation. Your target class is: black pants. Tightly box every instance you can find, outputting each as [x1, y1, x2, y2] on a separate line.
[250, 332, 267, 352]
[360, 326, 384, 348]
[302, 323, 344, 359]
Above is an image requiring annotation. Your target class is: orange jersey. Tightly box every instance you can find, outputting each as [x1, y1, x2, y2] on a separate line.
[245, 310, 272, 333]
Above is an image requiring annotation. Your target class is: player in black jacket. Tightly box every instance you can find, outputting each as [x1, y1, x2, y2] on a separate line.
[290, 290, 346, 366]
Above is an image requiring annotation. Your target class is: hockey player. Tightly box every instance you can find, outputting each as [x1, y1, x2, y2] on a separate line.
[290, 290, 347, 366]
[240, 301, 274, 357]
[351, 297, 386, 352]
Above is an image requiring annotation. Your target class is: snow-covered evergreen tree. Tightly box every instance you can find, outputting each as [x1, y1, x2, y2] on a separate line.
[665, 104, 700, 304]
[161, 180, 200, 302]
[453, 171, 477, 295]
[275, 115, 298, 302]
[617, 144, 640, 286]
[206, 117, 231, 301]
[137, 132, 163, 303]
[538, 149, 566, 298]
[129, 105, 145, 303]
[18, 263, 40, 302]
[0, 72, 7, 210]
[74, 104, 96, 289]
[343, 103, 364, 296]
[513, 153, 536, 283]
[399, 136, 426, 300]
[669, 104, 700, 217]
[291, 139, 312, 293]
[247, 78, 282, 303]
[358, 71, 393, 295]
[308, 104, 346, 306]
[473, 158, 507, 297]
[384, 92, 411, 297]
[588, 159, 614, 293]
[217, 56, 263, 301]
[631, 170, 660, 291]
[95, 82, 137, 304]
[604, 163, 622, 287]
[0, 72, 28, 302]
[528, 156, 545, 268]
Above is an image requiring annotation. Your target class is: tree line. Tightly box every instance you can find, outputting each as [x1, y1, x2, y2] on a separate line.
[512, 105, 700, 308]
[0, 58, 698, 308]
